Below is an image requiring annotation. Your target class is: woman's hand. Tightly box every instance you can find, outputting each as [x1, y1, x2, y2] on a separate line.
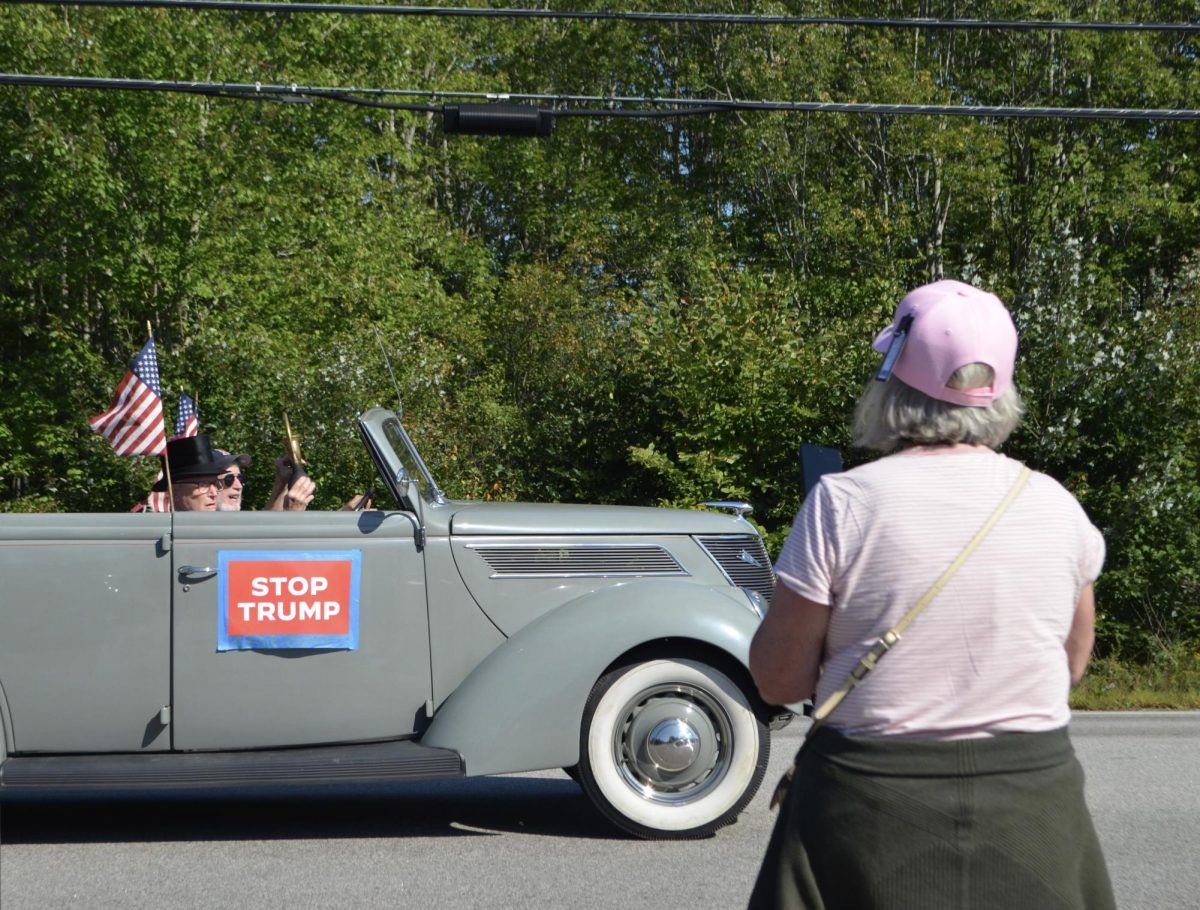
[1065, 583, 1097, 687]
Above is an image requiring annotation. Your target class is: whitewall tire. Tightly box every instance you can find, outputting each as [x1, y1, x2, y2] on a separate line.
[578, 657, 769, 839]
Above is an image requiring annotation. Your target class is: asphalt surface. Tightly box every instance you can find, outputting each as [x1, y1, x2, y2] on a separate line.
[0, 711, 1196, 909]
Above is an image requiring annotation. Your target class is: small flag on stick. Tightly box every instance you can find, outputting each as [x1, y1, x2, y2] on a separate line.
[174, 391, 200, 439]
[90, 337, 167, 457]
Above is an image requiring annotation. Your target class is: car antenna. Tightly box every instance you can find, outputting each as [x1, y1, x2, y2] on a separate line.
[370, 322, 404, 420]
[368, 319, 448, 507]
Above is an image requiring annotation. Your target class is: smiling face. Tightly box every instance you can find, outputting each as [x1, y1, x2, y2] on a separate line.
[173, 477, 219, 512]
[215, 465, 245, 511]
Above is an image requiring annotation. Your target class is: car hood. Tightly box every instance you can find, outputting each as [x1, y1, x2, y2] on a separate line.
[444, 501, 752, 537]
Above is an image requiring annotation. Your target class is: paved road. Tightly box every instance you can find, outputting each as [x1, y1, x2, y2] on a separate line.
[1, 712, 1196, 909]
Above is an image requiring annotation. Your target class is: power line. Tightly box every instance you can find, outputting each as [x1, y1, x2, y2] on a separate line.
[5, 73, 1200, 122]
[0, 72, 427, 109]
[8, 0, 1200, 34]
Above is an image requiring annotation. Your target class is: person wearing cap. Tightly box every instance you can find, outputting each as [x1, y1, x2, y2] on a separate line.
[748, 280, 1113, 909]
[212, 448, 253, 512]
[210, 449, 316, 512]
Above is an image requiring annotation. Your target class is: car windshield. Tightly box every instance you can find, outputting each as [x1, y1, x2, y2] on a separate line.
[381, 416, 445, 505]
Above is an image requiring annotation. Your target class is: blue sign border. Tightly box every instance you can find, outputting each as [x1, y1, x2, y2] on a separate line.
[217, 549, 361, 651]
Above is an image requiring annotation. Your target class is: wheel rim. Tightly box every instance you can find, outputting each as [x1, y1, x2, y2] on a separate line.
[611, 682, 734, 806]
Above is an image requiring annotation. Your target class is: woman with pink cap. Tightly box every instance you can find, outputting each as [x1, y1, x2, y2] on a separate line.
[748, 281, 1113, 909]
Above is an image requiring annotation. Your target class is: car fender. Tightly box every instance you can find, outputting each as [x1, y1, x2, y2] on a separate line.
[420, 579, 761, 776]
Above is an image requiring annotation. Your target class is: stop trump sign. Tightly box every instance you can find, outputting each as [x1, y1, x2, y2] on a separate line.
[216, 549, 361, 650]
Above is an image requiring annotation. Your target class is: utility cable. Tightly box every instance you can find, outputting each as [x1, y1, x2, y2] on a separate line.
[5, 0, 1200, 34]
[0, 73, 440, 109]
[4, 73, 1200, 122]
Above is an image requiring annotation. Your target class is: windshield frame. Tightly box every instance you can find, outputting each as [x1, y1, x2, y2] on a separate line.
[381, 416, 447, 507]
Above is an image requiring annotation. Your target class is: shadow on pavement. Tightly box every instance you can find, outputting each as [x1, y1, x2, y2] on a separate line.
[0, 774, 625, 844]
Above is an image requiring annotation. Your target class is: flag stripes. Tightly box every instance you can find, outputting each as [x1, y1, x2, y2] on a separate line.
[89, 338, 167, 457]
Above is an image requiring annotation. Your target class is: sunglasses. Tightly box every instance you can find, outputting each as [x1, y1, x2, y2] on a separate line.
[218, 473, 246, 490]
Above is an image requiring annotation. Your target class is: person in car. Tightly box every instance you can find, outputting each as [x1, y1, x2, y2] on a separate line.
[212, 449, 252, 512]
[212, 450, 315, 512]
[156, 438, 356, 513]
[155, 435, 242, 512]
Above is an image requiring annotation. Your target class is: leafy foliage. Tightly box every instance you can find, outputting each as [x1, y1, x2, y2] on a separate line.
[1, 1, 1197, 657]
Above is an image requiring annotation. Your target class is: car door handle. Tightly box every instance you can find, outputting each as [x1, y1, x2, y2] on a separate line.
[178, 565, 216, 579]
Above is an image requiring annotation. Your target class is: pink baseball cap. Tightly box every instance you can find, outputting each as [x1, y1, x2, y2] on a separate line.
[872, 280, 1018, 408]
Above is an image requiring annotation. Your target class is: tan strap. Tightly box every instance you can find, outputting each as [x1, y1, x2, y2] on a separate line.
[810, 465, 1033, 726]
[770, 465, 1032, 810]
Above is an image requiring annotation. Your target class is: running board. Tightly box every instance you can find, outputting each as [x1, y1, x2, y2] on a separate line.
[0, 739, 464, 790]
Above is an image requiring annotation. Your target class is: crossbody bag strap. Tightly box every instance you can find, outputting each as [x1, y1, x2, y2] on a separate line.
[769, 465, 1033, 809]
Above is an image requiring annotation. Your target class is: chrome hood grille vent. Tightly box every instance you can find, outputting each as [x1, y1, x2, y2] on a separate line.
[695, 535, 775, 603]
[471, 544, 687, 578]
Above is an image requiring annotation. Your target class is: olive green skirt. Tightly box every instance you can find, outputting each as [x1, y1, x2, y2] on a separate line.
[748, 726, 1114, 910]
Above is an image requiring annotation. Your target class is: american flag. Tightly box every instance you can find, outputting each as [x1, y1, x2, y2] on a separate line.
[142, 391, 201, 512]
[174, 391, 200, 439]
[90, 338, 167, 457]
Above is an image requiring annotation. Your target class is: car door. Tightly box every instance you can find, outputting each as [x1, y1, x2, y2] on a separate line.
[0, 512, 172, 753]
[170, 507, 431, 751]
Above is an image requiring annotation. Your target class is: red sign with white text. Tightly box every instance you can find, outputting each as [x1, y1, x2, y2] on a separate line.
[226, 559, 353, 637]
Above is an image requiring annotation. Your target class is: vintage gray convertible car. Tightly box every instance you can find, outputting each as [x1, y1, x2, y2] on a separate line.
[0, 408, 786, 837]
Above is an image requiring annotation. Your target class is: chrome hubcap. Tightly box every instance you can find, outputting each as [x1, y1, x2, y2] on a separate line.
[613, 683, 733, 805]
[646, 718, 701, 772]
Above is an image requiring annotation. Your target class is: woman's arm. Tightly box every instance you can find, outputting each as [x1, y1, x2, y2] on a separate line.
[749, 581, 831, 706]
[1065, 582, 1097, 687]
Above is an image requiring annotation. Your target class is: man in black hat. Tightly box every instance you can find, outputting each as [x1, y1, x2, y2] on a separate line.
[155, 434, 242, 512]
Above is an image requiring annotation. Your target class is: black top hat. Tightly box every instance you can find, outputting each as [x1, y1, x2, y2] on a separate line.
[156, 435, 240, 487]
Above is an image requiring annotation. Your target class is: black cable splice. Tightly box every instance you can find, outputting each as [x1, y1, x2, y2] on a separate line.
[442, 103, 553, 137]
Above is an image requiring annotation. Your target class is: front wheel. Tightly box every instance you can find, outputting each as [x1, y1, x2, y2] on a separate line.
[578, 658, 769, 839]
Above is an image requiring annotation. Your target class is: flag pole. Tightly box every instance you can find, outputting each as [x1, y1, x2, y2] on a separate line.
[164, 454, 175, 513]
[148, 323, 175, 513]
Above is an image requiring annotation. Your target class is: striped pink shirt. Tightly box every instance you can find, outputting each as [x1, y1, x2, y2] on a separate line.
[775, 449, 1105, 738]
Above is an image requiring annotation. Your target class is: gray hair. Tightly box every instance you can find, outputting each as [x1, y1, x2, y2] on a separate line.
[852, 363, 1024, 452]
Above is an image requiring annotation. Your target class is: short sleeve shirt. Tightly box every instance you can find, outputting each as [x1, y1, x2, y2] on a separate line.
[775, 450, 1105, 737]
